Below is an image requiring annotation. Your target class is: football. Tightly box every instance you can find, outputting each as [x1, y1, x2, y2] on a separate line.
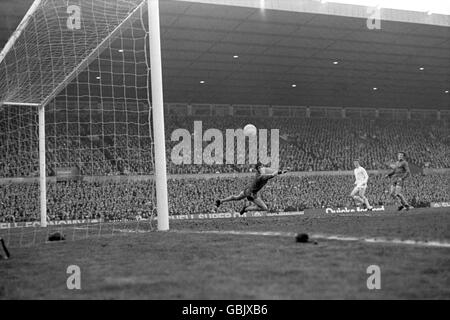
[243, 124, 257, 136]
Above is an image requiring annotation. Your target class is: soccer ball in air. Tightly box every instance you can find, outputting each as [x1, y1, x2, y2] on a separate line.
[243, 124, 257, 136]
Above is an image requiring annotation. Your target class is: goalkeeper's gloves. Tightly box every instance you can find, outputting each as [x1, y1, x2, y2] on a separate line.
[278, 168, 290, 175]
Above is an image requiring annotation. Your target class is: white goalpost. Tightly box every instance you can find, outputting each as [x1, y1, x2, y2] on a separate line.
[0, 0, 169, 233]
[38, 104, 47, 227]
[148, 0, 169, 231]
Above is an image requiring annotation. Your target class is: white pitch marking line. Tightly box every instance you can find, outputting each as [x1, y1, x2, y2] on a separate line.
[115, 229, 152, 234]
[173, 230, 450, 248]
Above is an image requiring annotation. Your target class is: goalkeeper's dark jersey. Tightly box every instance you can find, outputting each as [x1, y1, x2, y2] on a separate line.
[388, 159, 411, 180]
[247, 171, 272, 193]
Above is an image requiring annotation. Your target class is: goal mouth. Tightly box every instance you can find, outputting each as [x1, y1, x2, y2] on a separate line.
[0, 0, 170, 236]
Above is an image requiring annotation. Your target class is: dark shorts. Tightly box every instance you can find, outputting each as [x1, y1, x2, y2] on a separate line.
[243, 188, 258, 201]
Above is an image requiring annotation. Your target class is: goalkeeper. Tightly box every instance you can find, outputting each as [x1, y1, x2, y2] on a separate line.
[215, 162, 289, 215]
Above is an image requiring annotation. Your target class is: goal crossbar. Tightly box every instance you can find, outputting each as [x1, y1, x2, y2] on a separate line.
[1, 102, 41, 107]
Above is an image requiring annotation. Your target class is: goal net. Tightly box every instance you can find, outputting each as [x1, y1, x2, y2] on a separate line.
[0, 0, 169, 247]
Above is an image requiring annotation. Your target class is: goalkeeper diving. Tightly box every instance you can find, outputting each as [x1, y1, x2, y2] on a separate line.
[215, 162, 289, 215]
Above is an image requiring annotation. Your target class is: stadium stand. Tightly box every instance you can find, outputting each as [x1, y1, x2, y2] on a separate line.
[1, 112, 449, 178]
[1, 173, 449, 222]
[1, 110, 449, 222]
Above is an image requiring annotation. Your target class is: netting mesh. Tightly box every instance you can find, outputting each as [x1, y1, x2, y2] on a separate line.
[0, 106, 39, 177]
[0, 0, 147, 104]
[0, 0, 159, 246]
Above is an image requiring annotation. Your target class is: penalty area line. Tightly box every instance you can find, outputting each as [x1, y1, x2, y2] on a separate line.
[173, 230, 450, 248]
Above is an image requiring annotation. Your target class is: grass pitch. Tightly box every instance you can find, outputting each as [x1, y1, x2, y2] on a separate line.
[0, 207, 449, 299]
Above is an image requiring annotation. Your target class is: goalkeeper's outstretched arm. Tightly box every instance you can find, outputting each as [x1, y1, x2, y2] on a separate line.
[261, 167, 289, 179]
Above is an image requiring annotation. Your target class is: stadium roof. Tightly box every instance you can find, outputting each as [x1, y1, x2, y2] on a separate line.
[0, 0, 449, 109]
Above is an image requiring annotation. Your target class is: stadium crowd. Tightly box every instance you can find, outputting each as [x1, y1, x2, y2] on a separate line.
[1, 108, 449, 222]
[1, 173, 448, 222]
[1, 110, 449, 178]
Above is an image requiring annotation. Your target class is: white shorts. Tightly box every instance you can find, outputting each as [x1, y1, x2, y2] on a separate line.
[351, 185, 367, 197]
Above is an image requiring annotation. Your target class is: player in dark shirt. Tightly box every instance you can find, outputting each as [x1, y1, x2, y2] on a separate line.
[385, 152, 413, 211]
[215, 162, 289, 215]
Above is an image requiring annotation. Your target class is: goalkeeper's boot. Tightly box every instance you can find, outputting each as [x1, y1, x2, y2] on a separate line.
[215, 200, 221, 207]
[240, 205, 247, 215]
[397, 205, 405, 211]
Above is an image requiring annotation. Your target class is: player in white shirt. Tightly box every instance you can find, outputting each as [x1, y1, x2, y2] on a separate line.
[351, 159, 373, 211]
